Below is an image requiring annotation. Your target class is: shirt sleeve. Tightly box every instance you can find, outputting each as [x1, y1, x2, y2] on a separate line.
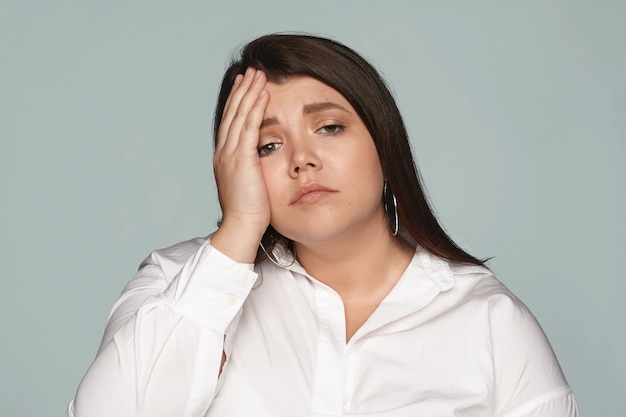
[488, 293, 579, 417]
[67, 239, 259, 417]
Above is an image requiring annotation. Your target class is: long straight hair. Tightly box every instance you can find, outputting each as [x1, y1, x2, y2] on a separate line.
[214, 34, 485, 266]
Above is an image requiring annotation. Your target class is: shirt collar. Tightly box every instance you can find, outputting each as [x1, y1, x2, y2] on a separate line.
[267, 240, 455, 293]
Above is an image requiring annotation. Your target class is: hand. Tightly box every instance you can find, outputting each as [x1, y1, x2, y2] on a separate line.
[211, 68, 270, 262]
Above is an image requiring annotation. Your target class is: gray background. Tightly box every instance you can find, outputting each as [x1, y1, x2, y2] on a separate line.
[1, 1, 624, 416]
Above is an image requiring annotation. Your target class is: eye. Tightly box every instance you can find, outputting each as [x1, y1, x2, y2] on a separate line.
[258, 142, 282, 157]
[317, 124, 344, 135]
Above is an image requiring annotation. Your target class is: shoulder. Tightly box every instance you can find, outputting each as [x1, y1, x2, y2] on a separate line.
[414, 250, 544, 334]
[439, 255, 574, 414]
[450, 262, 539, 332]
[445, 257, 524, 309]
[415, 248, 515, 304]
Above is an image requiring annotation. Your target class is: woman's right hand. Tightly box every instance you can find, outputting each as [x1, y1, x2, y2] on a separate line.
[211, 68, 271, 263]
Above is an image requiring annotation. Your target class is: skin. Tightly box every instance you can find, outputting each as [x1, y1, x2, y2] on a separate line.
[259, 77, 387, 254]
[212, 68, 413, 341]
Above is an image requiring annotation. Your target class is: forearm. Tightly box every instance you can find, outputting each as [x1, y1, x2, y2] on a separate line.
[69, 240, 258, 417]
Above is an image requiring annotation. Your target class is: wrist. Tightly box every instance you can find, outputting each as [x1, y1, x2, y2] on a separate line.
[211, 218, 266, 263]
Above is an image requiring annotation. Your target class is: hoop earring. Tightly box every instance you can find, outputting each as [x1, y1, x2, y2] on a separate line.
[383, 182, 399, 236]
[259, 241, 296, 268]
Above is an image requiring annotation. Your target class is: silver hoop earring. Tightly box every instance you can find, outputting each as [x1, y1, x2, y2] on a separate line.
[259, 241, 296, 268]
[383, 182, 399, 236]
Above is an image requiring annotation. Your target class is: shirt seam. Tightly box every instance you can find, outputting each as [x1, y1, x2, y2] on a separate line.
[499, 385, 573, 417]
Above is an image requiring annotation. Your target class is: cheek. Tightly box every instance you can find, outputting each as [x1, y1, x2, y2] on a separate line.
[344, 142, 384, 187]
[358, 153, 384, 207]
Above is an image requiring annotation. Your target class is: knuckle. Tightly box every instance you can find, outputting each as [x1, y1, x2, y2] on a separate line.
[213, 153, 226, 166]
[233, 108, 248, 122]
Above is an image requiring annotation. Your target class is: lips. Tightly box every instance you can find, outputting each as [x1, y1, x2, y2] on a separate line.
[289, 183, 337, 206]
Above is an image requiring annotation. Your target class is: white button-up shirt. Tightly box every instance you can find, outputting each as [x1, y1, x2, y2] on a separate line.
[68, 237, 578, 417]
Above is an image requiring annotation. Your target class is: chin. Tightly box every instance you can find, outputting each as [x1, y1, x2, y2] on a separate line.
[277, 223, 367, 247]
[275, 224, 338, 245]
[272, 206, 383, 245]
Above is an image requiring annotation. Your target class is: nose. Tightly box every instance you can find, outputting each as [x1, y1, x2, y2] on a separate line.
[289, 140, 322, 178]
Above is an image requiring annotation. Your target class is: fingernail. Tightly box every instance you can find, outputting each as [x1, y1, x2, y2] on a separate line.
[233, 74, 243, 85]
[245, 67, 253, 76]
[254, 69, 261, 79]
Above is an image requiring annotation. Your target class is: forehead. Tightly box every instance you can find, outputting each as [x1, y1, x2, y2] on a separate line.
[264, 76, 354, 111]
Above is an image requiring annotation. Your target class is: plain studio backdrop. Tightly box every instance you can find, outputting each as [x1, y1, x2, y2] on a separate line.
[1, 1, 624, 415]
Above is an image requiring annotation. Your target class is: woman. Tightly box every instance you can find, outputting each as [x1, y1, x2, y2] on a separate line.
[68, 34, 578, 416]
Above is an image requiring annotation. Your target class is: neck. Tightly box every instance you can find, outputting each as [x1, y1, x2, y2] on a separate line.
[294, 219, 414, 299]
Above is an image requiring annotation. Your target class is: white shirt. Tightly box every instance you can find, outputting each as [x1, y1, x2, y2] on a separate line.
[68, 236, 578, 417]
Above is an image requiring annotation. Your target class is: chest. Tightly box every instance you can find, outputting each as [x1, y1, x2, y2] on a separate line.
[206, 277, 495, 417]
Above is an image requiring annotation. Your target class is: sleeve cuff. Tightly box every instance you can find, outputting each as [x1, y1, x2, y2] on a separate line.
[164, 240, 259, 332]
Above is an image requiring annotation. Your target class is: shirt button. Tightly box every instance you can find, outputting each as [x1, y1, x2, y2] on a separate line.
[224, 294, 237, 306]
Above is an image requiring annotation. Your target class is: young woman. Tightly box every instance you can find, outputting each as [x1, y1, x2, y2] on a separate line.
[68, 34, 578, 417]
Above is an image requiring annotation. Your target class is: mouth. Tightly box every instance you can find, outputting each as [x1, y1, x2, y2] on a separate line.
[289, 183, 337, 206]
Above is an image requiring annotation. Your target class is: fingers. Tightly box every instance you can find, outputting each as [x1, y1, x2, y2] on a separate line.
[212, 67, 272, 246]
[216, 68, 268, 154]
[219, 73, 243, 122]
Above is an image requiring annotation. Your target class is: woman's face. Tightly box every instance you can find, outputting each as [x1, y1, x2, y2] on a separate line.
[258, 76, 386, 246]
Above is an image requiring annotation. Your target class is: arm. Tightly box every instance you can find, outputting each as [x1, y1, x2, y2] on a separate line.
[68, 239, 258, 417]
[69, 67, 271, 417]
[488, 293, 579, 417]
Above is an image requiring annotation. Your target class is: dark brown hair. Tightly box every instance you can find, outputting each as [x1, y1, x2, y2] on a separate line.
[214, 33, 485, 266]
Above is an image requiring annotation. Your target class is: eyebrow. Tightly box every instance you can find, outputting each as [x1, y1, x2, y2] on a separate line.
[260, 117, 279, 129]
[302, 101, 351, 115]
[260, 101, 351, 129]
